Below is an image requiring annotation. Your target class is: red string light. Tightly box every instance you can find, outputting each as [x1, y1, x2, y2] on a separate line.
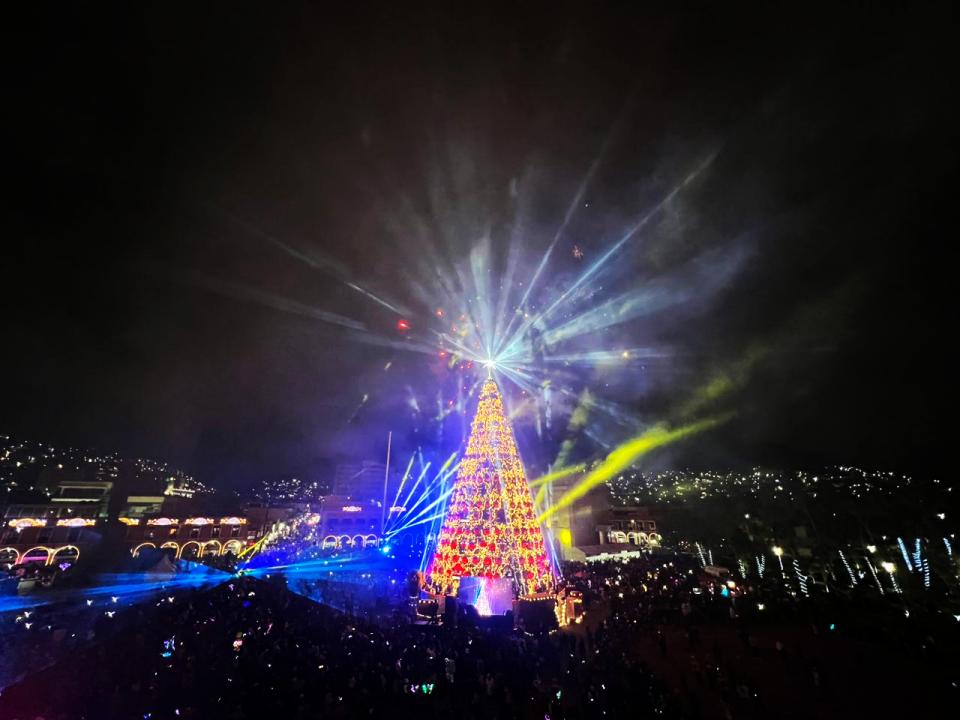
[428, 379, 554, 596]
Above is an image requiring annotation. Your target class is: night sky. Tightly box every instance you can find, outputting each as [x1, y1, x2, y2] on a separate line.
[4, 4, 953, 489]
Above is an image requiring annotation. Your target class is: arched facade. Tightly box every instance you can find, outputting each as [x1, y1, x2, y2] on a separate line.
[221, 539, 244, 556]
[179, 541, 201, 560]
[201, 540, 221, 558]
[132, 542, 157, 557]
[0, 547, 20, 565]
[22, 546, 52, 564]
[52, 545, 80, 564]
[318, 533, 379, 549]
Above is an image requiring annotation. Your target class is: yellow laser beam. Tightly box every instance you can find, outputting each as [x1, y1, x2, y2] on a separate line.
[537, 414, 733, 523]
[534, 482, 548, 511]
[529, 463, 588, 488]
[533, 463, 588, 514]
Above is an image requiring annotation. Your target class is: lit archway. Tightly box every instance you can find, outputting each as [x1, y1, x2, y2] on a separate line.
[160, 542, 179, 559]
[132, 542, 156, 558]
[339, 535, 353, 548]
[0, 547, 20, 565]
[221, 540, 244, 556]
[363, 534, 378, 548]
[179, 541, 201, 560]
[52, 546, 80, 565]
[201, 540, 221, 558]
[352, 534, 366, 548]
[322, 535, 338, 549]
[22, 547, 51, 564]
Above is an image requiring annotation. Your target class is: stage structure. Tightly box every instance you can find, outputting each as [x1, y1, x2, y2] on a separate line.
[427, 378, 555, 610]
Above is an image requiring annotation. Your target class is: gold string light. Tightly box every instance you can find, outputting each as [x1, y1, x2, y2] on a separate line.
[428, 379, 554, 596]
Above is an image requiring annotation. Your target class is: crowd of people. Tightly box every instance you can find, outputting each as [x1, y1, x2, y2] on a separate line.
[0, 566, 669, 719]
[1, 547, 957, 719]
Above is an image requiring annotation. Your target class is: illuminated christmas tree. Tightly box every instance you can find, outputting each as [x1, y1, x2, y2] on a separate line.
[428, 378, 554, 597]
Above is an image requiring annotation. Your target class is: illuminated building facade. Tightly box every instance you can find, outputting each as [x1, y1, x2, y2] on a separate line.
[1, 509, 96, 567]
[316, 495, 381, 549]
[122, 515, 256, 560]
[543, 471, 660, 561]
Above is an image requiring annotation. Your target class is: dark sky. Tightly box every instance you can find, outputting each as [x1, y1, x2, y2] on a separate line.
[3, 3, 953, 488]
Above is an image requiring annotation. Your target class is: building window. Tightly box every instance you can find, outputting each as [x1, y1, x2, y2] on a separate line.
[189, 528, 200, 539]
[230, 526, 241, 537]
[168, 527, 178, 537]
[38, 529, 52, 543]
[212, 526, 221, 538]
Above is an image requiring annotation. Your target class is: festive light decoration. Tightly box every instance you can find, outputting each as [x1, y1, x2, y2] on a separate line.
[428, 379, 554, 596]
[118, 517, 140, 526]
[912, 538, 922, 573]
[555, 587, 584, 626]
[944, 537, 953, 559]
[55, 518, 95, 527]
[184, 517, 214, 526]
[839, 550, 857, 587]
[219, 517, 247, 525]
[7, 518, 46, 529]
[897, 537, 913, 571]
[865, 556, 884, 595]
[695, 543, 707, 567]
[755, 555, 765, 577]
[147, 518, 179, 526]
[792, 558, 809, 597]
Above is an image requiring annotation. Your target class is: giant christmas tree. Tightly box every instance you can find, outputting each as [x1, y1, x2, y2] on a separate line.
[428, 378, 554, 597]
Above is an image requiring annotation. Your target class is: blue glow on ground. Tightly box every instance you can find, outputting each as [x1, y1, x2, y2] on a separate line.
[0, 561, 230, 614]
[0, 560, 233, 691]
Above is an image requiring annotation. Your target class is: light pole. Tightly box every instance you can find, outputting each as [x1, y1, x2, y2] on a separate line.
[881, 561, 901, 594]
[772, 545, 785, 577]
[379, 431, 392, 546]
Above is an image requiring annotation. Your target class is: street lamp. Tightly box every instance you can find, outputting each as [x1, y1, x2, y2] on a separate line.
[881, 561, 901, 594]
[772, 545, 785, 575]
